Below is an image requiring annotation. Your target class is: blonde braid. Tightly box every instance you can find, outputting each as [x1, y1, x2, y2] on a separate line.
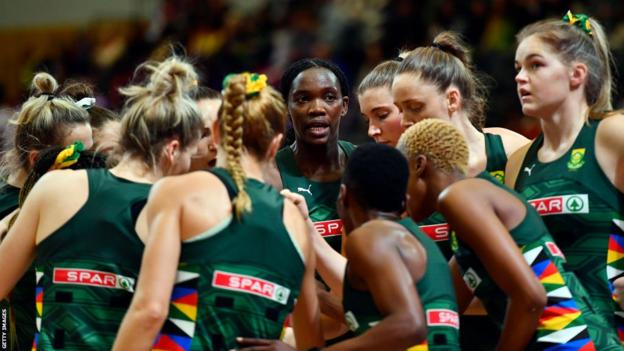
[222, 74, 252, 217]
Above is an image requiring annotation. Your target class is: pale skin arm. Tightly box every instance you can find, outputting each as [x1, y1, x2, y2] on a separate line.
[281, 189, 346, 297]
[282, 199, 325, 351]
[113, 178, 184, 351]
[439, 182, 546, 351]
[504, 142, 532, 189]
[0, 182, 41, 299]
[483, 127, 530, 157]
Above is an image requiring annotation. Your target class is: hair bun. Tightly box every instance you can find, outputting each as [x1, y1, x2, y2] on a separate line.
[150, 57, 198, 98]
[432, 32, 472, 67]
[31, 72, 58, 96]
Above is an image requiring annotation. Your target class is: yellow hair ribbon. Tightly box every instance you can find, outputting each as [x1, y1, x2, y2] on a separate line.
[50, 141, 84, 171]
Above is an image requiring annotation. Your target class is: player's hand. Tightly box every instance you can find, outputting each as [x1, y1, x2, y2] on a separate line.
[234, 337, 296, 351]
[280, 189, 310, 220]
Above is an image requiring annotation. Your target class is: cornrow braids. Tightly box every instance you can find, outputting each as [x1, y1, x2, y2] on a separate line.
[221, 74, 251, 218]
[397, 119, 469, 175]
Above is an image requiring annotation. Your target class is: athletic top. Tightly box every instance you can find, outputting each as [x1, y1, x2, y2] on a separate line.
[32, 169, 150, 350]
[341, 217, 460, 350]
[152, 168, 305, 351]
[515, 119, 624, 341]
[453, 171, 621, 350]
[418, 133, 507, 259]
[0, 183, 19, 218]
[0, 183, 33, 351]
[275, 140, 356, 253]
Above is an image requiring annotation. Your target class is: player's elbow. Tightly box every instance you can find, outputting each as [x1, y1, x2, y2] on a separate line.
[517, 281, 547, 314]
[133, 298, 170, 329]
[399, 311, 428, 346]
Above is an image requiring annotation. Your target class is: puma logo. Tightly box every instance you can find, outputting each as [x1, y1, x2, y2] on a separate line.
[524, 164, 536, 176]
[297, 184, 313, 196]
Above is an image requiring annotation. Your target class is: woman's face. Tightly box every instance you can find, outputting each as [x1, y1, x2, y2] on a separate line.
[515, 34, 573, 118]
[288, 67, 348, 145]
[358, 86, 404, 147]
[167, 138, 200, 176]
[392, 73, 450, 129]
[190, 97, 221, 170]
[63, 122, 94, 150]
[405, 160, 435, 221]
[92, 120, 121, 155]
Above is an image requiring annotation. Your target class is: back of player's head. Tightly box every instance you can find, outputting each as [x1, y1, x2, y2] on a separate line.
[220, 72, 288, 218]
[118, 55, 203, 167]
[343, 143, 408, 213]
[397, 119, 468, 175]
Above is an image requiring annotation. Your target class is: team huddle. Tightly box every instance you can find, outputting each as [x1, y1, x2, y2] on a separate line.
[0, 10, 623, 351]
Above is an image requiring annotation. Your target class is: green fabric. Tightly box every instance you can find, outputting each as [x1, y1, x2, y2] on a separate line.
[152, 168, 305, 350]
[452, 171, 621, 350]
[0, 182, 32, 351]
[417, 133, 507, 260]
[342, 218, 460, 350]
[33, 169, 150, 350]
[515, 119, 624, 340]
[275, 140, 356, 253]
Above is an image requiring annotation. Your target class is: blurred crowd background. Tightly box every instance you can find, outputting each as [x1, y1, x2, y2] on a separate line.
[2, 0, 624, 143]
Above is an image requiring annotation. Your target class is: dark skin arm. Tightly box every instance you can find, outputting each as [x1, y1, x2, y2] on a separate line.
[449, 256, 473, 313]
[322, 220, 427, 351]
[439, 179, 546, 351]
[237, 221, 427, 351]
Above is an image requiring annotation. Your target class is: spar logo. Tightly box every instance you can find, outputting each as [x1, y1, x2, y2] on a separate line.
[427, 309, 460, 329]
[528, 194, 589, 216]
[419, 223, 450, 241]
[53, 268, 135, 292]
[314, 219, 343, 237]
[463, 268, 482, 292]
[212, 270, 290, 305]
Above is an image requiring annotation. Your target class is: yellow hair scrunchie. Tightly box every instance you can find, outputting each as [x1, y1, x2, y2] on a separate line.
[50, 141, 84, 171]
[222, 72, 268, 98]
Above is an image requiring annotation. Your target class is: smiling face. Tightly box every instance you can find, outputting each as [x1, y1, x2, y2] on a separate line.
[391, 73, 450, 129]
[358, 86, 404, 147]
[515, 34, 573, 118]
[288, 67, 348, 145]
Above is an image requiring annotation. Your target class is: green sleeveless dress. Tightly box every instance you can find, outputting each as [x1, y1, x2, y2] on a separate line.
[418, 133, 507, 260]
[515, 119, 624, 342]
[32, 169, 150, 350]
[341, 217, 460, 350]
[453, 171, 621, 350]
[275, 140, 356, 253]
[151, 168, 305, 351]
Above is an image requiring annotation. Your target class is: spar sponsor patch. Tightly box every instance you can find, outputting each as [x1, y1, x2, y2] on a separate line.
[528, 194, 589, 216]
[427, 309, 460, 329]
[212, 270, 290, 305]
[419, 223, 450, 241]
[53, 268, 135, 292]
[314, 219, 343, 237]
